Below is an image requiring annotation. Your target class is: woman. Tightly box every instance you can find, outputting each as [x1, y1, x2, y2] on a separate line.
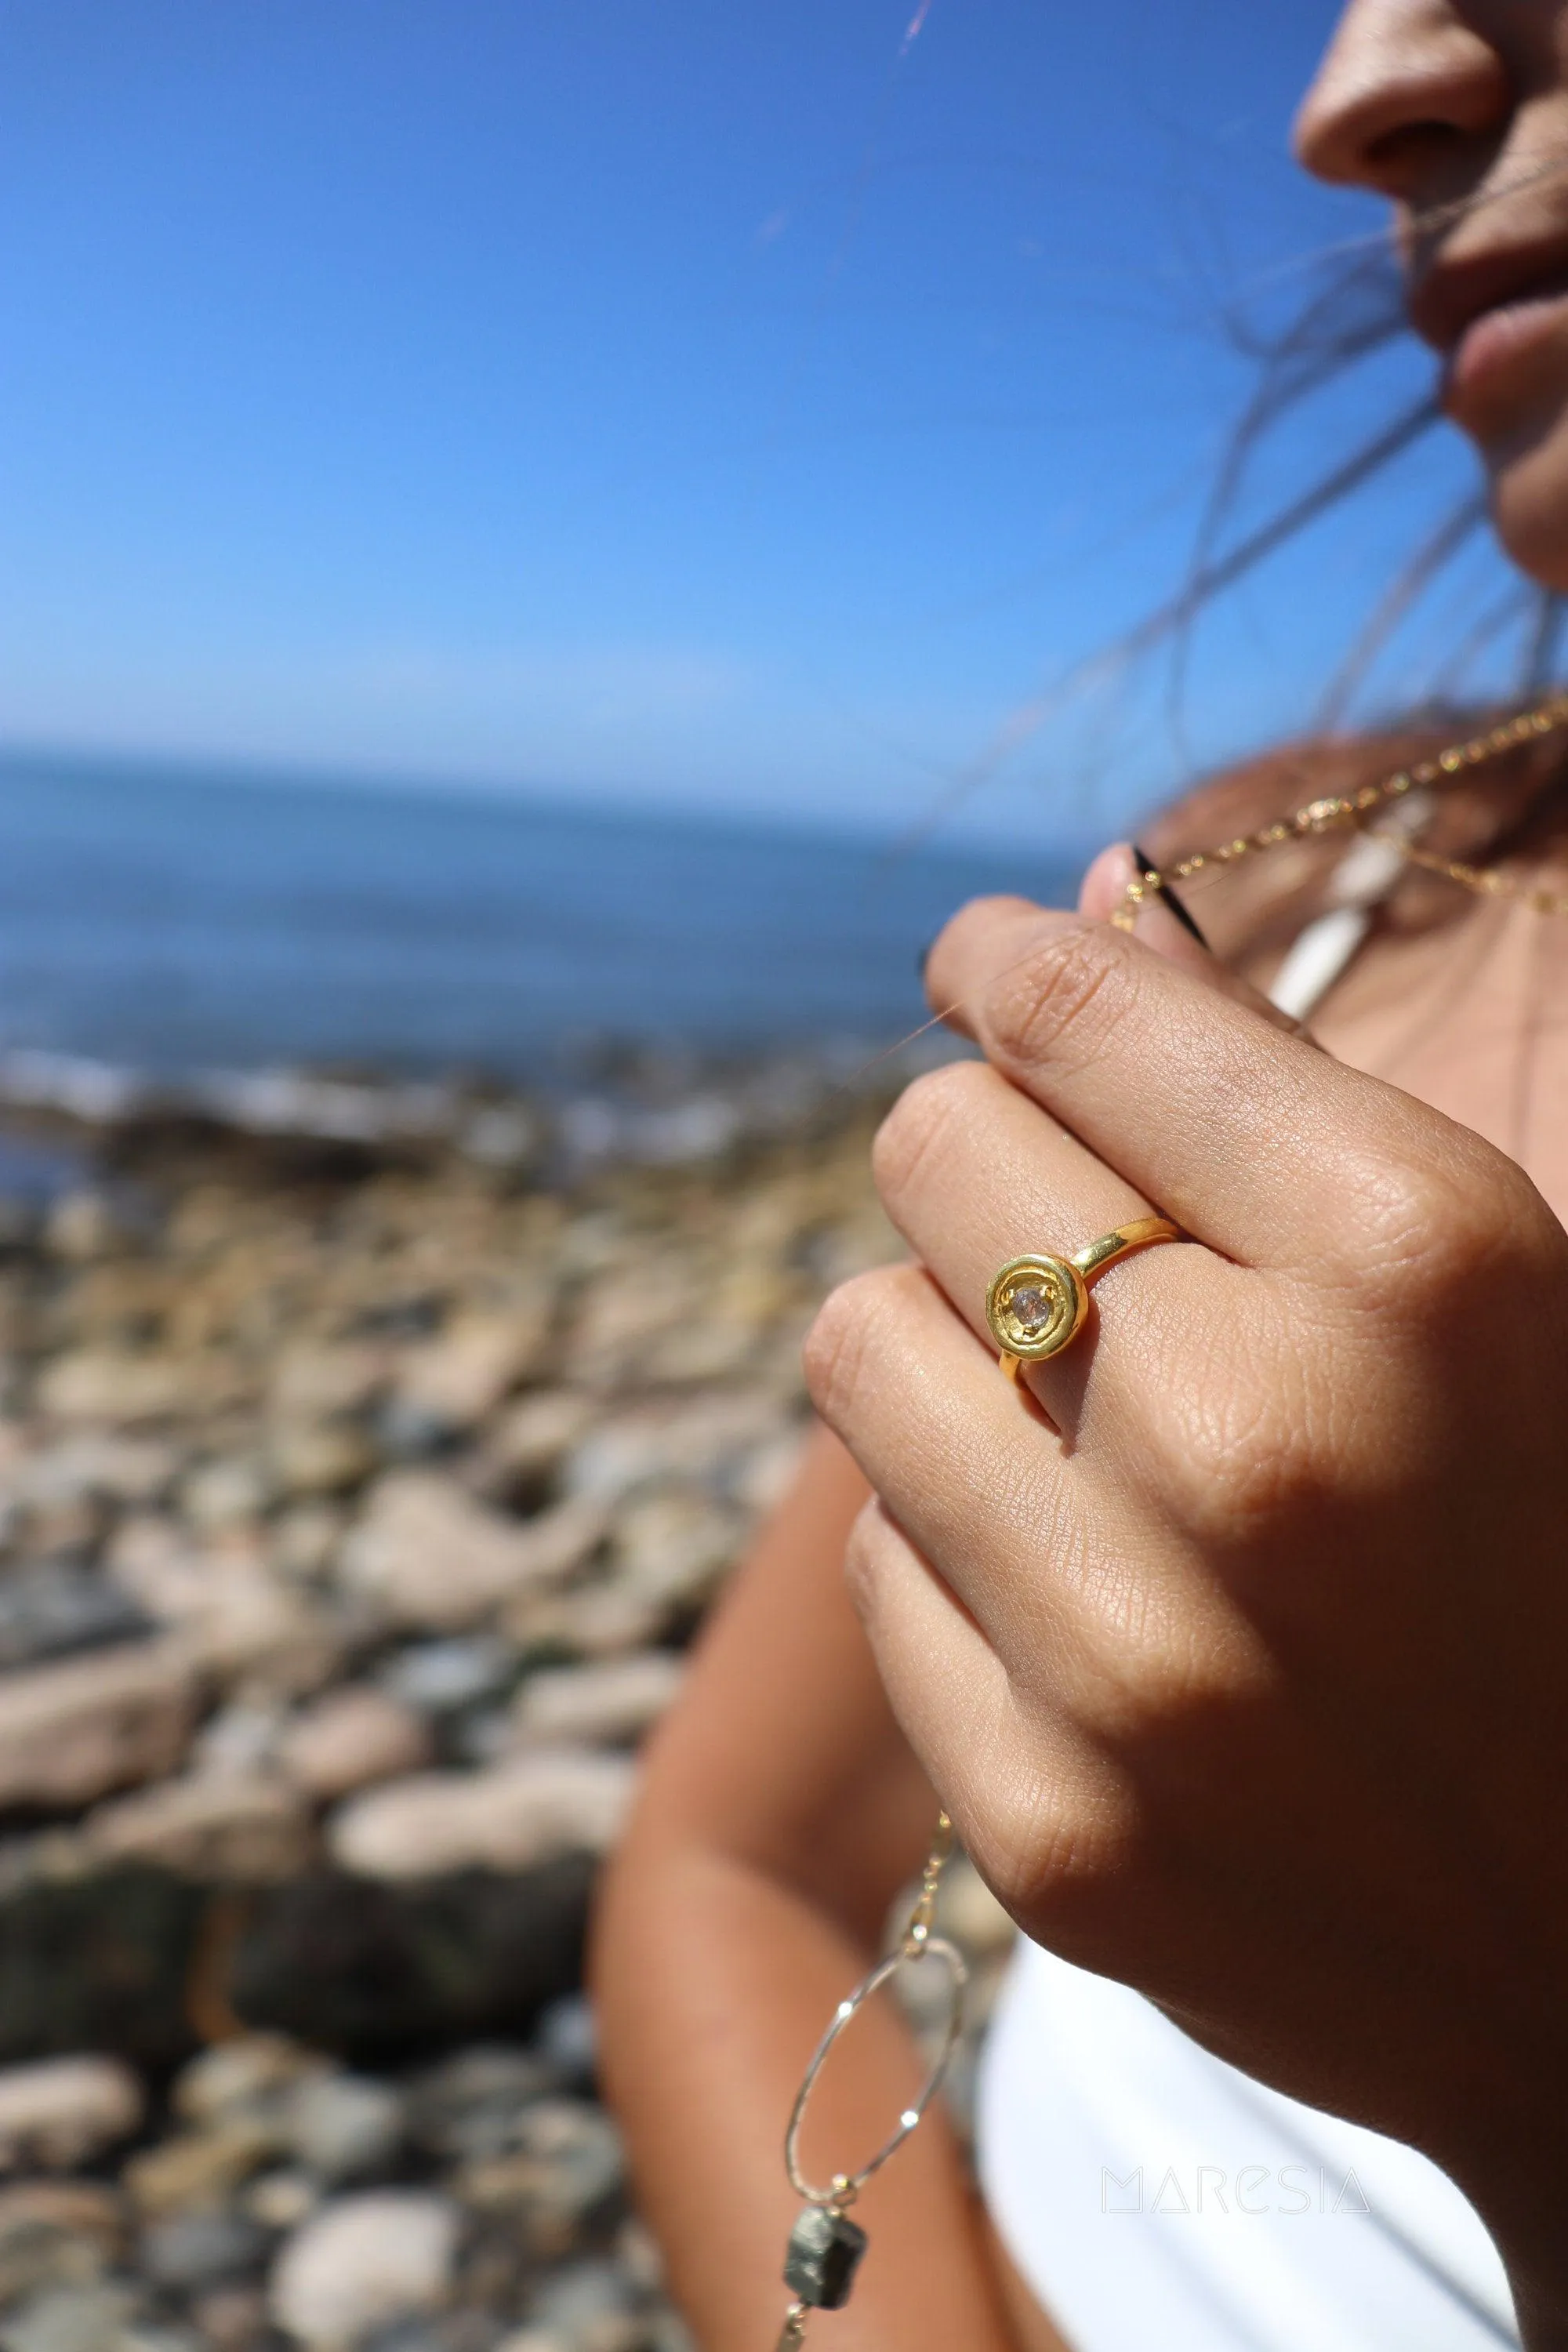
[596, 4, 1568, 2346]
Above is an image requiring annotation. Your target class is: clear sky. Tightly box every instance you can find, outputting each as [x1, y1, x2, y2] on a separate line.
[0, 1, 1529, 845]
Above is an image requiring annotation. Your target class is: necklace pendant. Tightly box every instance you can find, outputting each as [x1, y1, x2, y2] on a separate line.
[783, 2202, 869, 2310]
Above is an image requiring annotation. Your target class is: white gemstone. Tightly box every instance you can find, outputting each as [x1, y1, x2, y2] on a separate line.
[1009, 1283, 1054, 1334]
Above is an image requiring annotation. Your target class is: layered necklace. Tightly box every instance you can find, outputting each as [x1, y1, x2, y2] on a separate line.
[1114, 691, 1568, 941]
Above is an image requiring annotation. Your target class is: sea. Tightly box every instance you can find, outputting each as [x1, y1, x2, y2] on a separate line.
[0, 750, 1083, 1090]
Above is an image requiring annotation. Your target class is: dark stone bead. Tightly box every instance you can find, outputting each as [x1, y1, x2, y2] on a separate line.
[782, 2205, 868, 2310]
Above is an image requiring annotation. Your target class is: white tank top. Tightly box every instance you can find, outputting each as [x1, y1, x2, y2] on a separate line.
[975, 1938, 1520, 2350]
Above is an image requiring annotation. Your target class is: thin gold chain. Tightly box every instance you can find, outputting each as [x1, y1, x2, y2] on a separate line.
[1112, 690, 1568, 933]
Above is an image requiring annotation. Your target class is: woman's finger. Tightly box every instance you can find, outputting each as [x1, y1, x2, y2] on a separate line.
[922, 895, 1466, 1276]
[872, 1055, 1241, 1436]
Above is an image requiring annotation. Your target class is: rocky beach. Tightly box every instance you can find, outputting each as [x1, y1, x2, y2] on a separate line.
[0, 1075, 1014, 2352]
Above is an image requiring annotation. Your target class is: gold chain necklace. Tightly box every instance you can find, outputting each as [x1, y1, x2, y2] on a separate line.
[1112, 689, 1568, 934]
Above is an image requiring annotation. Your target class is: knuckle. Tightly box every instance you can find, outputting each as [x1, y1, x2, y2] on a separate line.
[801, 1265, 913, 1427]
[981, 919, 1131, 1075]
[1341, 1138, 1552, 1316]
[872, 1061, 992, 1207]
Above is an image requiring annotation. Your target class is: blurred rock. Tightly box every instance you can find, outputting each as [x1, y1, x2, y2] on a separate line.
[0, 1646, 194, 1809]
[124, 2122, 281, 2220]
[477, 1395, 595, 1495]
[107, 1523, 336, 1688]
[520, 2260, 643, 2352]
[0, 2281, 140, 2352]
[269, 1345, 386, 1425]
[405, 2049, 550, 2165]
[187, 2285, 267, 2352]
[268, 2192, 459, 2349]
[139, 2209, 270, 2291]
[456, 2101, 622, 2257]
[0, 2058, 142, 2173]
[85, 1776, 315, 1884]
[328, 1751, 635, 1880]
[0, 1568, 154, 1672]
[0, 1870, 204, 2070]
[609, 1495, 738, 1621]
[284, 2073, 404, 2184]
[341, 1479, 604, 1633]
[0, 2183, 125, 2304]
[231, 1864, 593, 2056]
[393, 1311, 552, 1436]
[377, 1640, 514, 1721]
[172, 2036, 318, 2127]
[279, 1690, 432, 1801]
[269, 1422, 377, 1501]
[510, 1657, 684, 1752]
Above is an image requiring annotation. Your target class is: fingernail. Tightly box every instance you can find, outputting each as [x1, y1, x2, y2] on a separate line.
[1129, 842, 1210, 950]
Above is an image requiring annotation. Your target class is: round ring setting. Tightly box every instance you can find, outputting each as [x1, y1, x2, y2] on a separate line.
[986, 1216, 1181, 1377]
[985, 1255, 1088, 1364]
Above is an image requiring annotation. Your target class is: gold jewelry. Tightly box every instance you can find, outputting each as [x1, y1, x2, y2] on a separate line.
[986, 1215, 1181, 1378]
[772, 1816, 964, 2346]
[1112, 691, 1568, 936]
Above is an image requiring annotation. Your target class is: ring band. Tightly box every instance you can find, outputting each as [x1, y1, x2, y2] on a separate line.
[986, 1215, 1181, 1378]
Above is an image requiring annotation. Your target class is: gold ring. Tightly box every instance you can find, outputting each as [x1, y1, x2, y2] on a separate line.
[986, 1216, 1181, 1379]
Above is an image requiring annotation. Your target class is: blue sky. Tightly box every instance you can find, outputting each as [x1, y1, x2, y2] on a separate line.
[0, 1, 1526, 844]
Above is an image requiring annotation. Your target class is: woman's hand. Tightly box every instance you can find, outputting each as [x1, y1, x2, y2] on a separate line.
[804, 883, 1568, 2339]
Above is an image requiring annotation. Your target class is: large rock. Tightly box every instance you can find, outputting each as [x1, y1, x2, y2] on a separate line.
[230, 1864, 594, 2056]
[510, 1655, 684, 1751]
[85, 1775, 315, 1884]
[0, 1645, 194, 1809]
[340, 1477, 604, 1632]
[268, 2192, 459, 2349]
[0, 1871, 205, 2070]
[328, 1751, 636, 1880]
[278, 1689, 432, 1800]
[0, 2059, 143, 2173]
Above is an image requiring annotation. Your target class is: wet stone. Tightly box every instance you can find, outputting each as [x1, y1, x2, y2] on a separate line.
[782, 2207, 866, 2311]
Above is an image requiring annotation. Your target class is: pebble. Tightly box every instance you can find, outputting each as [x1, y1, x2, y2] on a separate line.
[0, 2059, 143, 2174]
[85, 1773, 315, 1883]
[0, 1568, 154, 1674]
[0, 2281, 140, 2352]
[328, 1751, 637, 1879]
[279, 1686, 433, 1799]
[268, 2192, 459, 2349]
[377, 1639, 515, 1720]
[341, 1477, 605, 1632]
[0, 1642, 195, 1809]
[405, 2049, 551, 2165]
[510, 1656, 684, 1751]
[456, 2100, 623, 2256]
[0, 2183, 125, 2303]
[172, 2036, 318, 2126]
[138, 2209, 270, 2291]
[609, 1494, 739, 1618]
[283, 2073, 404, 2184]
[393, 1311, 552, 1436]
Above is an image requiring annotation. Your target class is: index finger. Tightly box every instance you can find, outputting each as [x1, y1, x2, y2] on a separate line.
[922, 896, 1479, 1273]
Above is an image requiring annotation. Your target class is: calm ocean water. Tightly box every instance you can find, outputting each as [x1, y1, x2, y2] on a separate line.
[0, 752, 1083, 1082]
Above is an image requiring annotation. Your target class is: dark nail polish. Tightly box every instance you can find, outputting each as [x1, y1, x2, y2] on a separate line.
[1130, 842, 1210, 950]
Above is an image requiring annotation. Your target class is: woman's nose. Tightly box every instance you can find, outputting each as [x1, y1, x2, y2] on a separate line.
[1294, 0, 1512, 196]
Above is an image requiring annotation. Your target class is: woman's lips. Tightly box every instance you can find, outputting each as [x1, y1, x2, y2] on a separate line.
[1443, 277, 1568, 428]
